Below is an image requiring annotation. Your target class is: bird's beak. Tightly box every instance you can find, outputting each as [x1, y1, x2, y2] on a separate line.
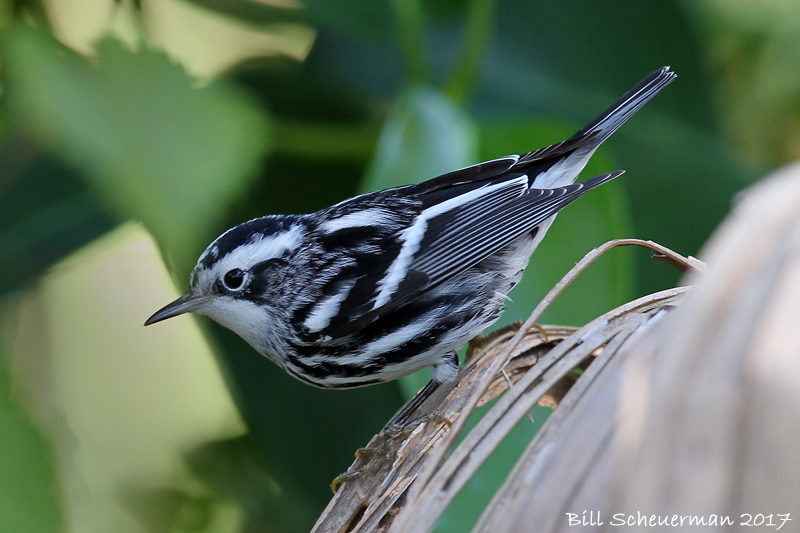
[144, 293, 211, 326]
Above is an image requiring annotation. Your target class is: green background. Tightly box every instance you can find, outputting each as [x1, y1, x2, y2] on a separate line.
[1, 0, 795, 531]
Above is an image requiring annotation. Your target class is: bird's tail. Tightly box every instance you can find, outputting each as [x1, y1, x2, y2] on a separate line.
[569, 66, 676, 147]
[522, 66, 676, 189]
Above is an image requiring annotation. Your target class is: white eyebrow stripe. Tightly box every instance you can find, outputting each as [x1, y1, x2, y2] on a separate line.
[371, 175, 528, 310]
[304, 279, 356, 333]
[215, 225, 302, 272]
[320, 208, 395, 233]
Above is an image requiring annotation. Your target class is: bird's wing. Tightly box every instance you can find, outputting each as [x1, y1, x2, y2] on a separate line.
[297, 68, 675, 341]
[301, 171, 622, 341]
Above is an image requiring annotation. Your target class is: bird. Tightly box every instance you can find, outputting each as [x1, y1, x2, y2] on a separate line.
[146, 67, 675, 429]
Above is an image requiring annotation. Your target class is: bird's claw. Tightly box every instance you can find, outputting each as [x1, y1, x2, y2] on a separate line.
[331, 451, 384, 493]
[332, 411, 451, 493]
[530, 323, 549, 343]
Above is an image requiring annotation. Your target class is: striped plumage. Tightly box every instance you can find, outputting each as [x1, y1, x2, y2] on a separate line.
[146, 67, 676, 391]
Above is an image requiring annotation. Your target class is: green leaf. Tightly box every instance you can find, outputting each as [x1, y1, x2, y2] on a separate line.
[301, 0, 393, 41]
[0, 354, 61, 533]
[360, 85, 478, 193]
[3, 25, 271, 268]
[182, 0, 307, 26]
[443, 0, 496, 104]
[390, 0, 430, 83]
[0, 147, 117, 295]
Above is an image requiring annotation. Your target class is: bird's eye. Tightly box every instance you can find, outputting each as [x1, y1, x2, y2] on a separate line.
[223, 268, 245, 290]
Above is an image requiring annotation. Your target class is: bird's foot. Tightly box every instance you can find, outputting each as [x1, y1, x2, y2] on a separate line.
[331, 411, 452, 493]
[331, 445, 388, 493]
[385, 410, 452, 438]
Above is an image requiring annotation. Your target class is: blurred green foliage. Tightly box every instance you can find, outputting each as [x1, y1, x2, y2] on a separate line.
[0, 347, 60, 533]
[362, 86, 478, 193]
[1, 0, 796, 531]
[5, 25, 269, 270]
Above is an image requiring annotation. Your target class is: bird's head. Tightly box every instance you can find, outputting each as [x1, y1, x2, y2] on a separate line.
[144, 216, 304, 354]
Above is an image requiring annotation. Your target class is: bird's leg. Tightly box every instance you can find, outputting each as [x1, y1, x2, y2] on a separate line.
[347, 382, 441, 459]
[358, 380, 449, 452]
[386, 379, 443, 434]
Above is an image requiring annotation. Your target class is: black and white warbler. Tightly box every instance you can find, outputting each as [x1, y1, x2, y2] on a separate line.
[146, 67, 675, 414]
